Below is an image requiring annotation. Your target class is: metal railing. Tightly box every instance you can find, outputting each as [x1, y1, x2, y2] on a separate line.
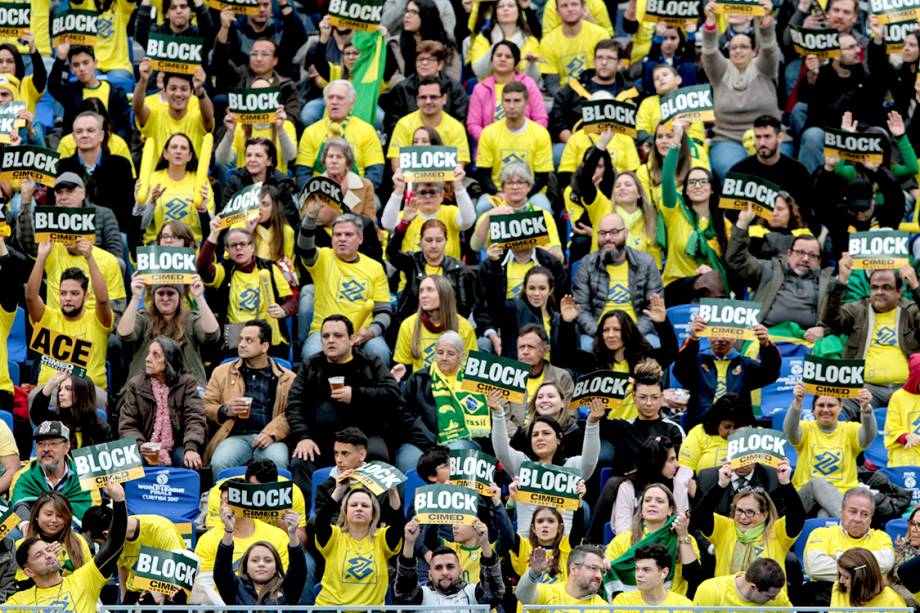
[93, 607, 494, 612]
[521, 607, 912, 612]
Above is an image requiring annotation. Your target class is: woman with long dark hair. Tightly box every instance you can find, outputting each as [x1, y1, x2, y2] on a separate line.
[468, 0, 540, 79]
[0, 38, 46, 113]
[29, 372, 112, 448]
[588, 309, 677, 390]
[510, 382, 585, 456]
[612, 437, 691, 535]
[246, 184, 296, 268]
[396, 0, 456, 79]
[117, 337, 207, 469]
[509, 502, 586, 597]
[220, 136, 298, 229]
[15, 491, 91, 587]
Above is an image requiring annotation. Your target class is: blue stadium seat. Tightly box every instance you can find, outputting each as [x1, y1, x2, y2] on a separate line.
[599, 467, 612, 487]
[8, 307, 26, 363]
[603, 522, 614, 545]
[216, 465, 293, 482]
[881, 466, 920, 506]
[666, 304, 699, 346]
[125, 467, 201, 522]
[310, 466, 334, 516]
[7, 361, 19, 387]
[886, 517, 908, 543]
[403, 468, 425, 516]
[865, 433, 889, 469]
[793, 517, 839, 575]
[875, 407, 887, 431]
[758, 342, 808, 418]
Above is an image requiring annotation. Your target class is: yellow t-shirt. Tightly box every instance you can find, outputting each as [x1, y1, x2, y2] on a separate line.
[118, 515, 185, 591]
[141, 168, 215, 245]
[659, 203, 722, 287]
[42, 244, 126, 315]
[443, 541, 485, 584]
[194, 521, 290, 572]
[315, 525, 400, 606]
[605, 528, 699, 595]
[139, 103, 209, 159]
[708, 514, 796, 577]
[399, 205, 465, 260]
[0, 306, 14, 394]
[678, 424, 728, 473]
[469, 34, 541, 75]
[5, 557, 108, 613]
[830, 584, 905, 609]
[792, 421, 863, 494]
[305, 248, 389, 335]
[885, 388, 920, 467]
[506, 258, 535, 299]
[636, 158, 710, 213]
[693, 573, 792, 611]
[542, 0, 613, 34]
[57, 133, 137, 177]
[33, 305, 113, 390]
[387, 110, 472, 164]
[525, 368, 546, 403]
[209, 264, 293, 344]
[232, 120, 298, 174]
[247, 223, 296, 263]
[205, 477, 308, 529]
[14, 533, 93, 581]
[603, 261, 636, 322]
[612, 589, 694, 613]
[865, 308, 908, 385]
[527, 582, 609, 613]
[559, 130, 640, 175]
[511, 536, 571, 584]
[295, 116, 384, 176]
[71, 0, 133, 73]
[804, 525, 894, 574]
[538, 21, 610, 87]
[394, 314, 477, 370]
[601, 360, 637, 419]
[476, 119, 553, 187]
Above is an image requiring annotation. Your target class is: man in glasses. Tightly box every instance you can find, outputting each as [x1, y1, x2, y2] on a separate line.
[822, 252, 920, 419]
[726, 203, 831, 344]
[517, 544, 608, 608]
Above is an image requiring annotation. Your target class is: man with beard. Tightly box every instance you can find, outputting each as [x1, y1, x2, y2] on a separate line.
[11, 421, 99, 521]
[25, 239, 114, 406]
[394, 517, 504, 609]
[517, 545, 608, 607]
[726, 205, 833, 343]
[572, 213, 663, 351]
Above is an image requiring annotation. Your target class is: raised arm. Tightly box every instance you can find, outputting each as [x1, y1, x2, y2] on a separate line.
[784, 382, 805, 445]
[77, 239, 113, 329]
[25, 239, 50, 323]
[95, 482, 128, 578]
[133, 59, 152, 127]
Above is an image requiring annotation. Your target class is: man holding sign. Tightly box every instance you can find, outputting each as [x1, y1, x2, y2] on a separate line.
[387, 78, 471, 167]
[823, 252, 920, 419]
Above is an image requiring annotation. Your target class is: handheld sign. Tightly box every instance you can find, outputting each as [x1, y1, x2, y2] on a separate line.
[715, 0, 767, 15]
[580, 99, 637, 137]
[205, 0, 259, 15]
[727, 428, 788, 470]
[489, 210, 550, 250]
[0, 101, 26, 144]
[802, 355, 865, 398]
[33, 206, 96, 245]
[345, 461, 407, 495]
[0, 207, 9, 238]
[870, 0, 920, 24]
[218, 182, 262, 228]
[136, 246, 197, 284]
[449, 449, 497, 495]
[569, 370, 631, 411]
[398, 146, 458, 182]
[643, 0, 701, 24]
[460, 350, 529, 403]
[0, 3, 29, 37]
[29, 324, 94, 378]
[823, 127, 885, 166]
[228, 87, 281, 124]
[146, 33, 203, 75]
[719, 173, 779, 221]
[226, 480, 294, 520]
[660, 84, 715, 125]
[0, 502, 19, 540]
[301, 176, 346, 215]
[0, 146, 60, 187]
[885, 20, 919, 52]
[698, 298, 762, 341]
[789, 25, 841, 58]
[414, 484, 478, 525]
[328, 0, 385, 31]
[51, 9, 97, 46]
[516, 461, 581, 511]
[849, 230, 910, 270]
[133, 547, 199, 595]
[72, 438, 145, 491]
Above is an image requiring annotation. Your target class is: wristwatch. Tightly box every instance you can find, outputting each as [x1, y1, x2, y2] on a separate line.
[679, 535, 693, 544]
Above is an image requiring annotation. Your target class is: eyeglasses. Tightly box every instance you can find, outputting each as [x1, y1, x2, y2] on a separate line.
[687, 178, 710, 186]
[595, 54, 618, 63]
[36, 439, 67, 449]
[503, 179, 530, 187]
[791, 249, 820, 260]
[160, 233, 177, 240]
[343, 50, 360, 57]
[574, 563, 605, 573]
[598, 228, 626, 238]
[405, 7, 420, 13]
[417, 56, 435, 64]
[228, 241, 253, 249]
[734, 507, 762, 518]
[416, 189, 441, 197]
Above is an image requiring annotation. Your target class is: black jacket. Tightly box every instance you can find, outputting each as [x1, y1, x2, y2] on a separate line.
[48, 59, 131, 140]
[134, 2, 213, 48]
[215, 541, 306, 605]
[548, 69, 631, 141]
[799, 62, 881, 130]
[694, 464, 783, 516]
[380, 74, 469, 136]
[58, 152, 137, 245]
[397, 366, 446, 450]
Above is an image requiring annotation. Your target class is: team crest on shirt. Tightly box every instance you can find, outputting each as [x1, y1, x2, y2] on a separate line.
[562, 52, 586, 78]
[495, 104, 506, 121]
[500, 150, 527, 166]
[238, 288, 260, 312]
[164, 197, 190, 221]
[874, 326, 897, 346]
[812, 447, 843, 479]
[508, 281, 524, 296]
[911, 412, 920, 436]
[39, 591, 75, 611]
[607, 283, 630, 304]
[343, 553, 375, 583]
[422, 342, 436, 364]
[96, 15, 113, 38]
[338, 277, 367, 303]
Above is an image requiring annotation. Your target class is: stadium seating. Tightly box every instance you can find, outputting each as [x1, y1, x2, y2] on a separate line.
[310, 466, 334, 516]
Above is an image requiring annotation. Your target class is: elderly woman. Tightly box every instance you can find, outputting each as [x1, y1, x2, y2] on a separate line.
[118, 337, 207, 468]
[316, 137, 376, 219]
[701, 0, 781, 179]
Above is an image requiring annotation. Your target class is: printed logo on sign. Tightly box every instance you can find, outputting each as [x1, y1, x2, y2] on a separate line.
[607, 283, 630, 304]
[563, 52, 586, 77]
[344, 554, 374, 582]
[875, 326, 897, 346]
[813, 448, 842, 479]
[97, 16, 113, 38]
[164, 197, 189, 221]
[339, 278, 367, 302]
[238, 288, 259, 312]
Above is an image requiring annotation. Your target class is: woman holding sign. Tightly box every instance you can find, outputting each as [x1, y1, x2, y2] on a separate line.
[510, 382, 585, 457]
[314, 470, 404, 607]
[490, 392, 602, 535]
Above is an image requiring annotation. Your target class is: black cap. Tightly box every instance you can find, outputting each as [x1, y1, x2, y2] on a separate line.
[33, 420, 70, 442]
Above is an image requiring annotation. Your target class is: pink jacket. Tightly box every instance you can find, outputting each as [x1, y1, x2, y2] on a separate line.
[467, 73, 548, 144]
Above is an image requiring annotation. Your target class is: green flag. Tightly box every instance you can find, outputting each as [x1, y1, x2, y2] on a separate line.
[350, 30, 385, 126]
[603, 516, 677, 599]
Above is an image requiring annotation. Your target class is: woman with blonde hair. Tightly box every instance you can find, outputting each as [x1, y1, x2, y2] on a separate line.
[314, 472, 404, 607]
[833, 547, 907, 608]
[392, 275, 477, 381]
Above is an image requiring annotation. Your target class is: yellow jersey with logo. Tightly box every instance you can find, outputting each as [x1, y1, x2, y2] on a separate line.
[804, 525, 893, 572]
[791, 421, 862, 493]
[506, 258, 535, 300]
[194, 521, 290, 572]
[34, 306, 113, 390]
[660, 206, 721, 287]
[613, 589, 694, 613]
[511, 536, 571, 584]
[139, 103, 209, 158]
[315, 525, 399, 606]
[71, 0, 133, 73]
[296, 116, 384, 176]
[5, 557, 108, 613]
[142, 169, 214, 245]
[209, 264, 293, 331]
[476, 119, 553, 187]
[709, 514, 795, 577]
[542, 0, 613, 33]
[442, 540, 486, 584]
[393, 314, 477, 371]
[538, 21, 609, 87]
[42, 244, 126, 314]
[118, 515, 185, 591]
[387, 110, 471, 163]
[603, 262, 635, 322]
[693, 573, 792, 612]
[865, 308, 908, 385]
[527, 582, 609, 613]
[399, 205, 465, 260]
[678, 424, 728, 473]
[0, 306, 14, 394]
[884, 388, 920, 467]
[14, 532, 93, 581]
[606, 527, 699, 594]
[306, 248, 389, 335]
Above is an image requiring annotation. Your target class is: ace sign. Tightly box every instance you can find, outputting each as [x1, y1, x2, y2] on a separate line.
[72, 438, 145, 491]
[29, 325, 94, 378]
[727, 428, 788, 470]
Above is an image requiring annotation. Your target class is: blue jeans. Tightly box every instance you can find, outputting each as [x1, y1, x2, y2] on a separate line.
[552, 142, 566, 170]
[395, 438, 480, 474]
[709, 140, 749, 181]
[302, 331, 392, 364]
[799, 127, 826, 174]
[210, 434, 290, 479]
